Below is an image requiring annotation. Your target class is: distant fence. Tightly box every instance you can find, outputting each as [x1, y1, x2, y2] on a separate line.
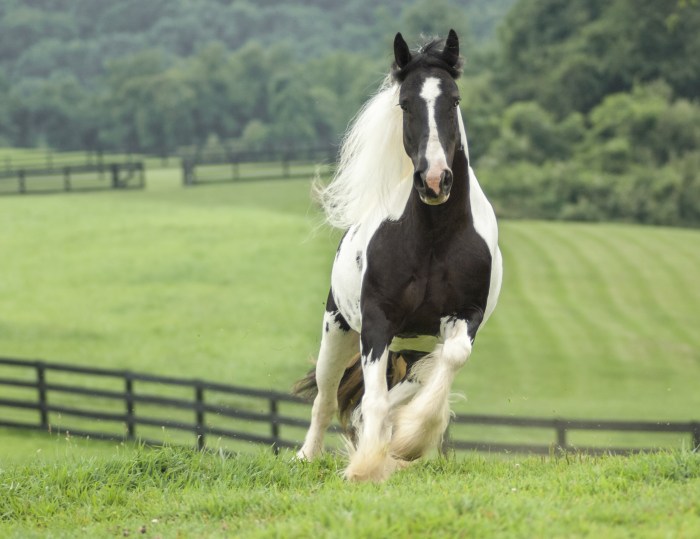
[1, 357, 698, 455]
[0, 161, 145, 195]
[182, 147, 336, 186]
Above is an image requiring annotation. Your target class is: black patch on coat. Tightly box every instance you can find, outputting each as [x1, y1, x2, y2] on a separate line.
[359, 147, 491, 360]
[325, 288, 351, 332]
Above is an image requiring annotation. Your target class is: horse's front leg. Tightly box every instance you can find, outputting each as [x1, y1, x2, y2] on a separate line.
[390, 314, 482, 460]
[343, 310, 396, 482]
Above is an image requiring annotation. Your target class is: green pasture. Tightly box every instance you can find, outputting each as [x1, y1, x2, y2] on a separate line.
[1, 447, 699, 538]
[1, 149, 699, 456]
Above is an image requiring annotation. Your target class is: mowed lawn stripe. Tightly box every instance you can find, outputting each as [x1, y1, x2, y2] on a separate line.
[611, 227, 700, 347]
[574, 226, 699, 359]
[504, 224, 590, 356]
[543, 224, 665, 362]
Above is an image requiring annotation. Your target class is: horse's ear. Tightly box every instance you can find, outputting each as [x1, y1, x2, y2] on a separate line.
[442, 29, 459, 67]
[394, 32, 412, 70]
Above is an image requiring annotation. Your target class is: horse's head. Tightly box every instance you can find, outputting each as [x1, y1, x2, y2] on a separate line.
[393, 30, 463, 205]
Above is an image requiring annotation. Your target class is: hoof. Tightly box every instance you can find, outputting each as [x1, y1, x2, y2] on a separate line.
[294, 446, 318, 461]
[343, 445, 398, 482]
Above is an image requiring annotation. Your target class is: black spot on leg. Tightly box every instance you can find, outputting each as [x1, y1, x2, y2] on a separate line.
[333, 311, 352, 332]
[326, 288, 352, 332]
[360, 311, 394, 365]
[465, 310, 484, 343]
[325, 322, 329, 333]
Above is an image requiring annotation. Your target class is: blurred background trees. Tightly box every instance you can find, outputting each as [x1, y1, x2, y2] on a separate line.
[1, 0, 699, 225]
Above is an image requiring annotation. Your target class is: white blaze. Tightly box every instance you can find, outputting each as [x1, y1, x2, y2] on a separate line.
[420, 77, 448, 192]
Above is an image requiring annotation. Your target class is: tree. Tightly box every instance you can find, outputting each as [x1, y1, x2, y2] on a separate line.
[498, 0, 700, 115]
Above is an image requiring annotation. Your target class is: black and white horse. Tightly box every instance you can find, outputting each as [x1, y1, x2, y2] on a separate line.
[295, 30, 502, 481]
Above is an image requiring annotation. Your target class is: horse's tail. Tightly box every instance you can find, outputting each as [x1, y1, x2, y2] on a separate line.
[292, 352, 409, 433]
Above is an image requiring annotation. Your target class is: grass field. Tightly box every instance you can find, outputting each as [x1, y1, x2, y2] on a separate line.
[1, 446, 698, 538]
[1, 149, 700, 447]
[1, 149, 699, 536]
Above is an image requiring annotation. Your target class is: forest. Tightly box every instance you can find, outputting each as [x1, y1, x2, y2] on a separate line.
[1, 0, 699, 226]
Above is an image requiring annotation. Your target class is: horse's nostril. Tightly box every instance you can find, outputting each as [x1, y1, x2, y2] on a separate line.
[442, 170, 453, 191]
[413, 170, 426, 188]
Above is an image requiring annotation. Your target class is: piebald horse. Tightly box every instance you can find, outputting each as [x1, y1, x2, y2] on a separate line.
[295, 30, 502, 481]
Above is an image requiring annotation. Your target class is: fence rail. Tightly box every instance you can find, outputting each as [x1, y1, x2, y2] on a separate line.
[0, 161, 145, 195]
[1, 357, 698, 455]
[182, 147, 337, 186]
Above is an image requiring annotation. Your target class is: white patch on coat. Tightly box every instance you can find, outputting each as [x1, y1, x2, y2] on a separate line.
[467, 165, 502, 323]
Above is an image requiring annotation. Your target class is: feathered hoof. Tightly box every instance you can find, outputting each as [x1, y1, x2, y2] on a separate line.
[343, 441, 403, 482]
[343, 452, 396, 482]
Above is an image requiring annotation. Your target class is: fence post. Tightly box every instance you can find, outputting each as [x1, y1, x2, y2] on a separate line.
[440, 423, 451, 456]
[182, 159, 194, 186]
[125, 373, 135, 440]
[110, 164, 120, 189]
[35, 362, 48, 430]
[63, 166, 71, 192]
[270, 398, 280, 455]
[555, 419, 567, 450]
[691, 422, 700, 451]
[18, 170, 26, 194]
[195, 383, 205, 450]
[138, 163, 145, 188]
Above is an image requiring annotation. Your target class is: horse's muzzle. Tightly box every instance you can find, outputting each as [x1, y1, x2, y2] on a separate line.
[413, 168, 453, 205]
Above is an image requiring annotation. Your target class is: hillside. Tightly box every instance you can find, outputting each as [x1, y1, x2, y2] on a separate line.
[2, 0, 698, 228]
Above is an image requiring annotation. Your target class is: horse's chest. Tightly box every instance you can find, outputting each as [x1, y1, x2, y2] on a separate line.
[364, 226, 492, 335]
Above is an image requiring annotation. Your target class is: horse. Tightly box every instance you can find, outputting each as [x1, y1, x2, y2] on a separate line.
[294, 29, 503, 482]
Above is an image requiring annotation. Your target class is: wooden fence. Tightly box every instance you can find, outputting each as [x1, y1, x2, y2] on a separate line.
[1, 357, 698, 455]
[182, 147, 336, 186]
[0, 161, 145, 195]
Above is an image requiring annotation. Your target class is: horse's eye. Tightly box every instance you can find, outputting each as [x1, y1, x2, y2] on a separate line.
[453, 99, 461, 108]
[400, 103, 408, 112]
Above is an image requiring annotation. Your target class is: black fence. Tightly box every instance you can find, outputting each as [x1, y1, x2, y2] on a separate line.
[182, 147, 336, 186]
[1, 357, 698, 455]
[0, 161, 145, 195]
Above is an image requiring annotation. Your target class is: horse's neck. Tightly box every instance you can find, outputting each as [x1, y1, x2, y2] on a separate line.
[448, 147, 470, 209]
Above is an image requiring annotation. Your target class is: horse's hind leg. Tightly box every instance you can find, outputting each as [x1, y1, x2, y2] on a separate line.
[390, 315, 480, 460]
[297, 300, 358, 460]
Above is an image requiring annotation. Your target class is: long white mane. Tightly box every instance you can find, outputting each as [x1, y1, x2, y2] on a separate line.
[316, 76, 413, 230]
